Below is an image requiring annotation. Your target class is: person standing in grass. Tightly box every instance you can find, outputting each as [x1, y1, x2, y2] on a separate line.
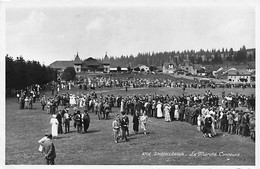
[156, 101, 163, 118]
[82, 110, 90, 133]
[164, 103, 171, 122]
[120, 111, 129, 141]
[56, 110, 63, 134]
[112, 114, 121, 143]
[174, 103, 179, 121]
[197, 113, 202, 131]
[64, 108, 71, 133]
[203, 113, 213, 138]
[40, 95, 47, 111]
[46, 99, 51, 114]
[241, 111, 250, 137]
[140, 111, 148, 134]
[234, 110, 241, 135]
[152, 100, 156, 117]
[227, 112, 234, 134]
[133, 111, 139, 134]
[38, 133, 49, 153]
[50, 114, 59, 139]
[41, 134, 56, 165]
[75, 111, 83, 134]
[122, 111, 130, 136]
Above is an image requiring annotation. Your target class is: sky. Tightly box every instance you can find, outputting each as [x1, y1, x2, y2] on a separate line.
[4, 1, 256, 66]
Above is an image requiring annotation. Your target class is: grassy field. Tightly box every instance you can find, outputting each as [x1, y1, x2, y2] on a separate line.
[5, 87, 255, 165]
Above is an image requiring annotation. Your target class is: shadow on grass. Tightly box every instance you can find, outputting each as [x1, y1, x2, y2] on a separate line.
[84, 130, 100, 134]
[54, 135, 69, 139]
[213, 132, 226, 138]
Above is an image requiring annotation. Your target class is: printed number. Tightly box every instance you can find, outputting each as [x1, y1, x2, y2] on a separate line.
[142, 152, 151, 156]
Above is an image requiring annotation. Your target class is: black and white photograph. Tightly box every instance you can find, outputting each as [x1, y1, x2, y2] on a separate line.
[1, 0, 259, 167]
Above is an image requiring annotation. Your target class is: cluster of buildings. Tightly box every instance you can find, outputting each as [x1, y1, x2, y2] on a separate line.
[50, 51, 255, 84]
[162, 60, 255, 83]
[49, 52, 151, 75]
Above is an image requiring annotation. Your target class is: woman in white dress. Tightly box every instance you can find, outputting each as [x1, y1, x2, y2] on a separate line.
[156, 101, 163, 118]
[24, 96, 29, 109]
[70, 95, 76, 106]
[120, 99, 124, 113]
[210, 109, 217, 136]
[50, 114, 59, 138]
[164, 103, 171, 122]
[197, 113, 202, 131]
[140, 112, 148, 134]
[174, 104, 179, 120]
[79, 97, 83, 108]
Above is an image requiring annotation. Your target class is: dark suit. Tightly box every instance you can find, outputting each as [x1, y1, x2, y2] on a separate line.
[43, 139, 56, 165]
[56, 113, 63, 134]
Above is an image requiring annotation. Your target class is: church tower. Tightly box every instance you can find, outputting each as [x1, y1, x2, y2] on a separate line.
[102, 52, 110, 73]
[74, 52, 82, 73]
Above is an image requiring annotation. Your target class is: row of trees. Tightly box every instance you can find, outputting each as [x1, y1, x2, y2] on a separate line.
[101, 46, 255, 68]
[6, 55, 57, 95]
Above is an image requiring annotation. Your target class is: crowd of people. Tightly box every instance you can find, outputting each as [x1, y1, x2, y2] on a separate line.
[21, 78, 254, 165]
[36, 86, 255, 141]
[42, 75, 255, 95]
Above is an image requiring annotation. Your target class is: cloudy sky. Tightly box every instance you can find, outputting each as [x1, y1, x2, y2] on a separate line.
[4, 1, 256, 65]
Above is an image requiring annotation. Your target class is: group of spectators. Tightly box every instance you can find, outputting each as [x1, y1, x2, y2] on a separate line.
[38, 85, 255, 142]
[33, 82, 255, 165]
[17, 87, 40, 109]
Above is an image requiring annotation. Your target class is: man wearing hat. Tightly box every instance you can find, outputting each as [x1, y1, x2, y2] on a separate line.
[42, 134, 56, 165]
[64, 108, 71, 133]
[241, 110, 250, 137]
[120, 111, 129, 141]
[56, 110, 63, 134]
[75, 111, 82, 134]
[112, 114, 121, 143]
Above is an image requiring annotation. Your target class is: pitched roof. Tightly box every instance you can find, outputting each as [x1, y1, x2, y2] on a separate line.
[49, 61, 73, 69]
[139, 65, 149, 68]
[228, 70, 238, 75]
[82, 57, 101, 67]
[238, 69, 251, 75]
[228, 69, 251, 76]
[102, 54, 110, 65]
[203, 65, 221, 72]
[74, 53, 82, 65]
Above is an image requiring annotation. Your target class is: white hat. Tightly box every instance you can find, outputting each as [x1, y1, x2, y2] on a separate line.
[52, 114, 57, 118]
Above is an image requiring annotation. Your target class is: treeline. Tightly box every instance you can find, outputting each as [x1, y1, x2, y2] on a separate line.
[6, 55, 57, 95]
[102, 46, 255, 68]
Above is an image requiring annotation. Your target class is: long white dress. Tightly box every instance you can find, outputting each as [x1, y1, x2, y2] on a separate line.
[79, 98, 84, 108]
[120, 101, 124, 112]
[70, 96, 76, 106]
[164, 105, 171, 122]
[50, 117, 59, 137]
[174, 104, 179, 119]
[156, 103, 163, 118]
[140, 114, 148, 132]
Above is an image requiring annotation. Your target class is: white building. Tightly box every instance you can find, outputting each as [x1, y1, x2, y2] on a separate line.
[139, 65, 149, 72]
[227, 70, 251, 83]
[163, 62, 176, 73]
